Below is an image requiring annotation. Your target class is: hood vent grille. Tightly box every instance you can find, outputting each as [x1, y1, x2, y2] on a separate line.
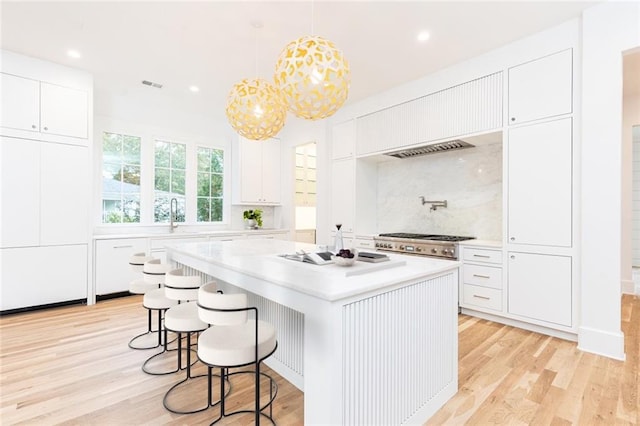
[384, 139, 475, 159]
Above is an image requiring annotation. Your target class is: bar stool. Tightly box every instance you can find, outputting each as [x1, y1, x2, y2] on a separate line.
[197, 282, 278, 425]
[139, 259, 179, 375]
[161, 268, 211, 414]
[127, 253, 161, 350]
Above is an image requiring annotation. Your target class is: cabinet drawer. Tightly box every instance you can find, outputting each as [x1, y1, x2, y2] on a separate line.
[463, 264, 502, 289]
[462, 284, 502, 311]
[463, 248, 502, 264]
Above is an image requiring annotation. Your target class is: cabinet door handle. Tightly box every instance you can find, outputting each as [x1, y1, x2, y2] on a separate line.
[113, 245, 134, 249]
[510, 237, 515, 241]
[473, 254, 490, 258]
[31, 124, 37, 129]
[510, 255, 516, 259]
[43, 126, 48, 131]
[473, 295, 490, 300]
[511, 117, 516, 122]
[473, 274, 491, 279]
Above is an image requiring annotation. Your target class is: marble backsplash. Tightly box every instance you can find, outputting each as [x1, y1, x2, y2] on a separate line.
[376, 142, 502, 240]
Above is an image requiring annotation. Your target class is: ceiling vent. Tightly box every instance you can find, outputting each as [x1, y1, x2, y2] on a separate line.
[384, 139, 475, 159]
[142, 80, 163, 89]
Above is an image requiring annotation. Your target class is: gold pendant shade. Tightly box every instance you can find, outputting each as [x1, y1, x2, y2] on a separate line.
[274, 35, 351, 120]
[225, 78, 287, 141]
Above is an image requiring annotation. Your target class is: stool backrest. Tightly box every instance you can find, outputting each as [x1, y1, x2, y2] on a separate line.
[164, 268, 201, 301]
[129, 252, 152, 273]
[198, 282, 248, 326]
[143, 258, 171, 286]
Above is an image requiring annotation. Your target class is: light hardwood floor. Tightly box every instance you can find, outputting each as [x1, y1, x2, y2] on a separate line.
[1, 295, 637, 425]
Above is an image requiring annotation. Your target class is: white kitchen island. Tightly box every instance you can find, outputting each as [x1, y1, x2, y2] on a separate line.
[166, 239, 459, 425]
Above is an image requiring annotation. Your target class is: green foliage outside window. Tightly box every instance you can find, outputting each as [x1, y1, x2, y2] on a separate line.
[102, 132, 141, 223]
[154, 140, 187, 223]
[196, 147, 224, 222]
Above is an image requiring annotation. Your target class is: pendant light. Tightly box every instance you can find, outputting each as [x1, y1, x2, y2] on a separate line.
[274, 3, 350, 120]
[225, 23, 287, 141]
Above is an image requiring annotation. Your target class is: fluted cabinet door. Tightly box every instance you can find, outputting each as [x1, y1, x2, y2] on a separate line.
[356, 72, 503, 156]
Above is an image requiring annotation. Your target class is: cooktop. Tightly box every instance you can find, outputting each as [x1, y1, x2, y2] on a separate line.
[378, 233, 475, 242]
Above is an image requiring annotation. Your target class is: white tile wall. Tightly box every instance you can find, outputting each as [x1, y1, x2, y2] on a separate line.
[376, 142, 502, 240]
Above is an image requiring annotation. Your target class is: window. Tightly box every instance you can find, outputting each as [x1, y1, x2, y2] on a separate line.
[154, 140, 186, 223]
[197, 146, 224, 222]
[101, 132, 141, 223]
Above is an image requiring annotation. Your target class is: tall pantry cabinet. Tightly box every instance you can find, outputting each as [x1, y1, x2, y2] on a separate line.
[0, 50, 92, 312]
[506, 48, 576, 330]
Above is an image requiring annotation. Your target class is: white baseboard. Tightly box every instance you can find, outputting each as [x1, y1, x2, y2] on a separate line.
[577, 326, 625, 360]
[622, 278, 636, 294]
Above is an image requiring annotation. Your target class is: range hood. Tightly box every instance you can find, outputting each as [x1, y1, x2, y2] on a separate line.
[384, 139, 475, 159]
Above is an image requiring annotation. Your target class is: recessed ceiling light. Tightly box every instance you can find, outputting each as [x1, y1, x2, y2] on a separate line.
[189, 85, 200, 93]
[417, 31, 430, 42]
[67, 49, 81, 59]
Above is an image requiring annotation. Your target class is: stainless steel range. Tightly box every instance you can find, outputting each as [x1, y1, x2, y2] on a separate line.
[374, 233, 475, 260]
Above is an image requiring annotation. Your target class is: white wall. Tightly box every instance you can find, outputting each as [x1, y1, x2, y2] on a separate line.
[580, 0, 640, 360]
[623, 91, 640, 294]
[632, 125, 640, 271]
[376, 141, 502, 239]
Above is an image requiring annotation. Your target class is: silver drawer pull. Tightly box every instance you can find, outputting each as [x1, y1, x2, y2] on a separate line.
[473, 254, 491, 258]
[473, 274, 491, 279]
[473, 295, 490, 300]
[113, 245, 134, 249]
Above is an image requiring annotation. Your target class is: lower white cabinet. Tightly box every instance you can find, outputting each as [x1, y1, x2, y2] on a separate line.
[460, 246, 503, 312]
[94, 238, 148, 296]
[1, 245, 87, 311]
[150, 236, 208, 264]
[508, 252, 572, 327]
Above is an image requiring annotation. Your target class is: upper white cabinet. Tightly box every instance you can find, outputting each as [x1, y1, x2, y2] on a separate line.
[508, 49, 572, 125]
[0, 72, 88, 139]
[0, 73, 40, 132]
[331, 158, 355, 234]
[507, 118, 572, 247]
[332, 119, 356, 160]
[356, 72, 503, 156]
[234, 137, 281, 205]
[0, 136, 89, 248]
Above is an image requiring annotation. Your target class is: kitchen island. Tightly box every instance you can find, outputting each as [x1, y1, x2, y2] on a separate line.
[166, 239, 459, 425]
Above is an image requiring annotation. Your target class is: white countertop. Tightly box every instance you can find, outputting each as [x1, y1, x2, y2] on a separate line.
[166, 239, 460, 302]
[459, 239, 502, 248]
[93, 228, 289, 240]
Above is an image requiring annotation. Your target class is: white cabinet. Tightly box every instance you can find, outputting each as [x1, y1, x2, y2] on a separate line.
[508, 49, 572, 125]
[1, 245, 87, 311]
[508, 252, 572, 327]
[356, 72, 503, 156]
[40, 143, 89, 245]
[332, 119, 355, 160]
[0, 137, 89, 248]
[0, 73, 39, 132]
[0, 73, 88, 139]
[95, 238, 149, 296]
[331, 158, 355, 234]
[0, 137, 40, 247]
[507, 118, 572, 247]
[460, 246, 503, 313]
[235, 137, 281, 204]
[40, 81, 89, 139]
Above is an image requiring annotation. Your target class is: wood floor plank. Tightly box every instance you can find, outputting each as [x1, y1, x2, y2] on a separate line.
[1, 295, 638, 425]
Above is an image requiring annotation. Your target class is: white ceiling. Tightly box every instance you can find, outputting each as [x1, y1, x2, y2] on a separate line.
[1, 1, 600, 125]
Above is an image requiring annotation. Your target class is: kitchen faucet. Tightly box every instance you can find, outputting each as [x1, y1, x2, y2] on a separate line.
[419, 196, 448, 212]
[170, 198, 178, 233]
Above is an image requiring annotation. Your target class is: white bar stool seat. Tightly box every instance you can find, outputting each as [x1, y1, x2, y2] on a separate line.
[197, 283, 278, 425]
